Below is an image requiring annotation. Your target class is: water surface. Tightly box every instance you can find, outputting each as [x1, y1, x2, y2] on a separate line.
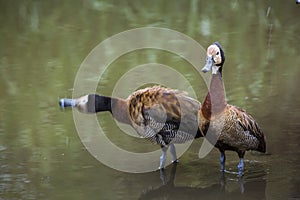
[0, 1, 299, 199]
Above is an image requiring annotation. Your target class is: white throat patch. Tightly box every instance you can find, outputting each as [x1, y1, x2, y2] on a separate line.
[212, 66, 220, 74]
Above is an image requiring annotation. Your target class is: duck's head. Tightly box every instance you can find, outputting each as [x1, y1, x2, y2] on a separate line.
[202, 42, 225, 75]
[59, 95, 91, 113]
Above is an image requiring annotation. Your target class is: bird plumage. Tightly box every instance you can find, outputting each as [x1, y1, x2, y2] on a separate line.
[204, 105, 266, 153]
[59, 85, 201, 169]
[199, 42, 266, 176]
[128, 86, 201, 147]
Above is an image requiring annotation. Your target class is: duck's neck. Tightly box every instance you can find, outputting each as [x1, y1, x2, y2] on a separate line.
[88, 94, 132, 125]
[201, 69, 227, 119]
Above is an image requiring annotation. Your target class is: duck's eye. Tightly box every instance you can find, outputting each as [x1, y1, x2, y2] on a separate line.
[216, 51, 220, 55]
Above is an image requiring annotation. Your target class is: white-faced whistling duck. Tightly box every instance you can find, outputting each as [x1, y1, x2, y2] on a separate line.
[59, 86, 202, 169]
[198, 42, 266, 176]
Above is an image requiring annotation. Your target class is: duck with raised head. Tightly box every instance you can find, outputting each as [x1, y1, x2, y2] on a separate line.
[59, 86, 202, 169]
[199, 42, 266, 176]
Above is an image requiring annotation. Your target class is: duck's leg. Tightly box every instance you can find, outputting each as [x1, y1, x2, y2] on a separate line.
[159, 168, 167, 185]
[220, 150, 226, 172]
[237, 151, 245, 177]
[238, 175, 245, 193]
[169, 144, 179, 163]
[219, 173, 226, 190]
[159, 146, 168, 169]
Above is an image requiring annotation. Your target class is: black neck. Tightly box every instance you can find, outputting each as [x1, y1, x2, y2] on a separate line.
[87, 94, 112, 113]
[87, 94, 131, 125]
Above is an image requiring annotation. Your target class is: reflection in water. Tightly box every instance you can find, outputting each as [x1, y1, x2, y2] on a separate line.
[139, 163, 266, 200]
[0, 0, 299, 199]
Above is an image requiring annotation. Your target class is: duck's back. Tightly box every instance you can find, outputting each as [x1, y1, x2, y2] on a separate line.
[128, 86, 201, 145]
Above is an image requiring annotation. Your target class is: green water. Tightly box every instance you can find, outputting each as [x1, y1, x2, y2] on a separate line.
[0, 1, 299, 199]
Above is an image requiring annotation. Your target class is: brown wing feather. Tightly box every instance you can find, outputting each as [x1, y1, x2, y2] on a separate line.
[227, 105, 266, 152]
[128, 86, 190, 125]
[229, 105, 263, 138]
[128, 86, 201, 143]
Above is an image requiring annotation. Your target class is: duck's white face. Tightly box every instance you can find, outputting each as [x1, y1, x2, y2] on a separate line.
[207, 44, 222, 65]
[202, 44, 223, 73]
[76, 95, 89, 113]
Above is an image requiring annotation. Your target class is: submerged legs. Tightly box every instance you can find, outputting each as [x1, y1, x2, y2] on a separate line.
[159, 147, 168, 169]
[159, 144, 178, 169]
[219, 150, 245, 176]
[220, 151, 226, 172]
[169, 144, 178, 163]
[237, 158, 244, 177]
[237, 151, 245, 177]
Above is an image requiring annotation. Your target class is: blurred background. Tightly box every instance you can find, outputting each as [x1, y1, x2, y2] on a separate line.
[0, 0, 299, 199]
